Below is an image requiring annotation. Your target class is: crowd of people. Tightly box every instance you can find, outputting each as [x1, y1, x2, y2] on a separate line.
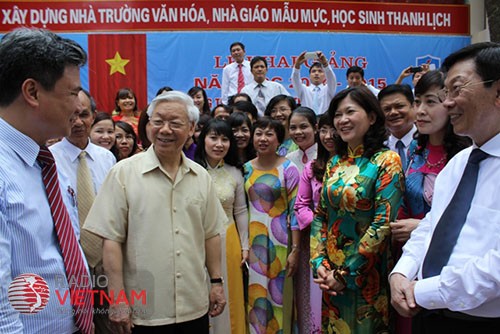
[1, 27, 499, 334]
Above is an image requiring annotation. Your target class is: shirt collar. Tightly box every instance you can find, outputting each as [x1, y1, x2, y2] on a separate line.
[348, 144, 364, 158]
[59, 137, 95, 162]
[388, 125, 417, 148]
[253, 80, 266, 88]
[0, 117, 40, 167]
[141, 146, 199, 176]
[302, 143, 318, 160]
[206, 159, 224, 170]
[474, 132, 500, 158]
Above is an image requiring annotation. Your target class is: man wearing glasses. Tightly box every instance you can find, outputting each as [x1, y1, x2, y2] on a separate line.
[84, 91, 227, 334]
[390, 42, 500, 333]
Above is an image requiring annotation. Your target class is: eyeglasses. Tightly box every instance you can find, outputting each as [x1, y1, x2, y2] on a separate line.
[319, 128, 335, 136]
[270, 107, 291, 114]
[438, 79, 495, 101]
[116, 134, 135, 141]
[149, 118, 186, 130]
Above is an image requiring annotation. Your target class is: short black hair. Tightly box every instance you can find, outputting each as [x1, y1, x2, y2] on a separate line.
[346, 66, 364, 79]
[155, 86, 173, 96]
[264, 95, 297, 117]
[230, 42, 245, 52]
[378, 84, 414, 104]
[250, 56, 268, 69]
[233, 100, 258, 121]
[442, 42, 500, 87]
[252, 117, 285, 145]
[309, 62, 324, 74]
[0, 28, 87, 107]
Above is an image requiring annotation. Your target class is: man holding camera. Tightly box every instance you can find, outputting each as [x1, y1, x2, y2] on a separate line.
[291, 51, 337, 115]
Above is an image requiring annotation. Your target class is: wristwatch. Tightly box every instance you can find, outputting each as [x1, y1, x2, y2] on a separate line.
[210, 277, 224, 284]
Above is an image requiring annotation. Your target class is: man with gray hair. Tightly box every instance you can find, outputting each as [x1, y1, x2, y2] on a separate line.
[0, 28, 92, 333]
[84, 91, 226, 333]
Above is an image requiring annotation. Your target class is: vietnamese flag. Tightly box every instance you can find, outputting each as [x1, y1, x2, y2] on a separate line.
[88, 34, 147, 113]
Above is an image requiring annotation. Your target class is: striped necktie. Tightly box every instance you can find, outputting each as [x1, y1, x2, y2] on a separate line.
[255, 83, 266, 114]
[237, 63, 245, 93]
[77, 151, 102, 268]
[37, 146, 93, 334]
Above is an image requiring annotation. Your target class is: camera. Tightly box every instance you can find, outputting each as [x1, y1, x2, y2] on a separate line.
[304, 52, 317, 60]
[409, 66, 423, 73]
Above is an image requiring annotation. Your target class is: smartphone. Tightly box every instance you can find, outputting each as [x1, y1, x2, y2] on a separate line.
[304, 51, 317, 59]
[409, 66, 423, 73]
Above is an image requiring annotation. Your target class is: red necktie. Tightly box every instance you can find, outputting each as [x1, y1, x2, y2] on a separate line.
[37, 146, 93, 334]
[237, 63, 245, 93]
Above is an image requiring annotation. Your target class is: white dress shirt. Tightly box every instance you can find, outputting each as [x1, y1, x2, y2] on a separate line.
[220, 60, 253, 104]
[392, 133, 500, 317]
[387, 125, 417, 153]
[240, 79, 291, 116]
[50, 138, 116, 197]
[0, 118, 82, 333]
[291, 66, 337, 115]
[346, 84, 380, 96]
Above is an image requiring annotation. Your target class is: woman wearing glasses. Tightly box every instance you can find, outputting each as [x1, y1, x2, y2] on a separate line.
[390, 70, 471, 333]
[391, 70, 471, 245]
[264, 95, 299, 156]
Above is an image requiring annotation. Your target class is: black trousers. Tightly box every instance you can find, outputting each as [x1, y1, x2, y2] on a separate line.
[131, 314, 209, 334]
[413, 310, 500, 334]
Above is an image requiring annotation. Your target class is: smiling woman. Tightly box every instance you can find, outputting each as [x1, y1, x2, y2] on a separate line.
[243, 117, 300, 334]
[311, 86, 404, 334]
[114, 121, 139, 161]
[90, 112, 116, 152]
[264, 95, 298, 156]
[194, 119, 248, 334]
[112, 88, 139, 136]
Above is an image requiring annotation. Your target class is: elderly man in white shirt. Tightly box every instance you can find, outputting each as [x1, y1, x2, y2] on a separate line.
[241, 56, 291, 117]
[291, 50, 337, 115]
[390, 42, 500, 333]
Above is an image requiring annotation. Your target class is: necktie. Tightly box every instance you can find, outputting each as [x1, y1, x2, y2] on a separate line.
[77, 151, 102, 268]
[255, 84, 266, 114]
[422, 149, 489, 278]
[37, 146, 93, 334]
[312, 86, 320, 114]
[396, 140, 407, 171]
[237, 63, 245, 93]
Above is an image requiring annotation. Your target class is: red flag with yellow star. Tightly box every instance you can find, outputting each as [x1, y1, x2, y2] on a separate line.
[88, 34, 147, 113]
